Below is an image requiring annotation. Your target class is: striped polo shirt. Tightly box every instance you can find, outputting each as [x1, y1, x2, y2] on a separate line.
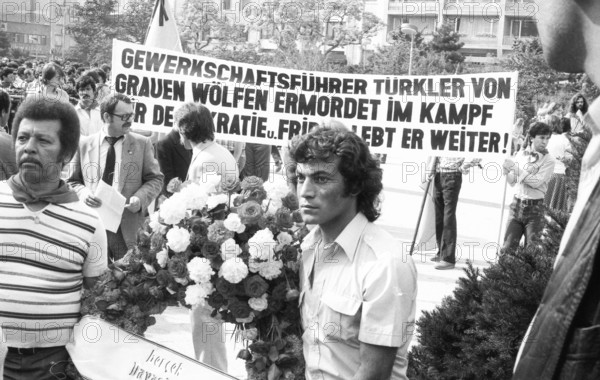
[0, 183, 107, 348]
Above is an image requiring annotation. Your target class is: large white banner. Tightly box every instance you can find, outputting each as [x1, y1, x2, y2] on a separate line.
[112, 39, 517, 157]
[66, 316, 237, 380]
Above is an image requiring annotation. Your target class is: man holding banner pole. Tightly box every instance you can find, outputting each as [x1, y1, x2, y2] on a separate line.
[430, 156, 480, 270]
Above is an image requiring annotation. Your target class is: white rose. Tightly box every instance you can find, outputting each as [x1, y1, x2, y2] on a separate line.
[223, 213, 246, 233]
[160, 195, 187, 225]
[248, 229, 276, 261]
[263, 199, 278, 215]
[258, 259, 283, 280]
[184, 283, 214, 308]
[174, 277, 189, 285]
[179, 183, 209, 210]
[156, 249, 169, 268]
[219, 258, 249, 284]
[187, 257, 215, 284]
[277, 232, 293, 246]
[220, 238, 242, 261]
[263, 180, 289, 203]
[207, 193, 229, 210]
[148, 212, 167, 234]
[248, 294, 269, 312]
[166, 226, 191, 253]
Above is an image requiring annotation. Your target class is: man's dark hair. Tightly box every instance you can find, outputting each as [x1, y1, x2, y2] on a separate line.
[17, 66, 25, 77]
[100, 93, 132, 117]
[100, 63, 111, 73]
[0, 90, 10, 114]
[12, 97, 80, 162]
[177, 103, 215, 144]
[569, 93, 589, 114]
[76, 75, 97, 93]
[1, 68, 14, 80]
[528, 122, 552, 138]
[289, 125, 383, 222]
[81, 69, 100, 84]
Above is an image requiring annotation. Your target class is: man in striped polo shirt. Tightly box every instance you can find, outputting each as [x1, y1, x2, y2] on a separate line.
[0, 97, 107, 379]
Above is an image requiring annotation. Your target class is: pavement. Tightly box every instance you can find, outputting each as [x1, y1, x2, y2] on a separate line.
[145, 153, 514, 379]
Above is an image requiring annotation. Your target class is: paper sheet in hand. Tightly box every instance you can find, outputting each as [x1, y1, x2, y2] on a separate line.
[95, 181, 126, 232]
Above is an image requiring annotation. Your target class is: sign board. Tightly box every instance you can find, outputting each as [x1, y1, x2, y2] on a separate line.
[112, 39, 518, 158]
[67, 316, 237, 380]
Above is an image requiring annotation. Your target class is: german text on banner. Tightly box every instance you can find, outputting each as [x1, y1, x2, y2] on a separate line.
[66, 316, 236, 380]
[112, 39, 518, 158]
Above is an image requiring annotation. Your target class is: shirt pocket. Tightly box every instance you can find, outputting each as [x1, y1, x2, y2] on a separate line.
[321, 291, 362, 343]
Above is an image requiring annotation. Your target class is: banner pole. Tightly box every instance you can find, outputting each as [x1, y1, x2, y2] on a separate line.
[409, 157, 438, 256]
[497, 177, 509, 246]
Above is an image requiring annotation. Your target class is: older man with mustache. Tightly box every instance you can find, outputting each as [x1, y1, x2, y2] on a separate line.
[68, 93, 163, 260]
[0, 97, 107, 379]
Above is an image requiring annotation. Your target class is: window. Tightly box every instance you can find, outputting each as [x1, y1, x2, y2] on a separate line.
[15, 33, 24, 43]
[325, 21, 342, 39]
[510, 19, 538, 37]
[0, 23, 6, 32]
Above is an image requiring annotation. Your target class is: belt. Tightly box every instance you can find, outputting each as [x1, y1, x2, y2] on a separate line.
[7, 346, 55, 355]
[514, 197, 543, 205]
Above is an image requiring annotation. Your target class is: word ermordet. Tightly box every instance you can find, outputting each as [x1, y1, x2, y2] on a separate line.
[112, 39, 517, 158]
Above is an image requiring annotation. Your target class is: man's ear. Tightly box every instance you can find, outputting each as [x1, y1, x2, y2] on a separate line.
[102, 112, 110, 123]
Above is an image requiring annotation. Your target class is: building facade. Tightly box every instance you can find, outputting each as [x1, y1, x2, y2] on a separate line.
[367, 0, 539, 63]
[1, 0, 82, 59]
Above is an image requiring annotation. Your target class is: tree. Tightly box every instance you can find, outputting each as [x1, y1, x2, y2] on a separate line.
[0, 30, 11, 56]
[68, 0, 153, 65]
[427, 22, 465, 72]
[500, 38, 571, 123]
[178, 0, 249, 53]
[250, 0, 384, 69]
[9, 48, 29, 60]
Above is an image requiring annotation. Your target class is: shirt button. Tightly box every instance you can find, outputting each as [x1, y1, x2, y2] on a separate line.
[33, 216, 40, 224]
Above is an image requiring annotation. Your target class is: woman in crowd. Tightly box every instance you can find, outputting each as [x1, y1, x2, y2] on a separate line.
[26, 62, 71, 104]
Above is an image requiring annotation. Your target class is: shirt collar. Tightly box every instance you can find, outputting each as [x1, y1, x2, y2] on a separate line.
[301, 212, 368, 262]
[583, 98, 600, 136]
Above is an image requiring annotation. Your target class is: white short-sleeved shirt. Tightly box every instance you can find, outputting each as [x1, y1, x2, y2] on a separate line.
[300, 212, 418, 380]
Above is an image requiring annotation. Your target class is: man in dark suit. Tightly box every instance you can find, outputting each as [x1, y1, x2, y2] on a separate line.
[68, 93, 163, 260]
[156, 118, 192, 197]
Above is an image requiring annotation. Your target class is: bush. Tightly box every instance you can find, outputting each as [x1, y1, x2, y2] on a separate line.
[408, 209, 570, 380]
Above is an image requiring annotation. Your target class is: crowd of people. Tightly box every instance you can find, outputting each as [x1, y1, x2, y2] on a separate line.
[2, 1, 600, 376]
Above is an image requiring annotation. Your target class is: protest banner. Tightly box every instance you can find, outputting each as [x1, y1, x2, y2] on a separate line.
[112, 39, 517, 157]
[66, 316, 236, 380]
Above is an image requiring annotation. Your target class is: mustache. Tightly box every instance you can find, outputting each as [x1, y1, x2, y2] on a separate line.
[19, 157, 42, 166]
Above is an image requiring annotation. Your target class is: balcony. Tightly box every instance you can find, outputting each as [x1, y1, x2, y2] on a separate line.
[460, 33, 498, 48]
[502, 35, 536, 46]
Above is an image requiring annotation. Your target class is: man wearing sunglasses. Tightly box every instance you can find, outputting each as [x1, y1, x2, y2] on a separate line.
[68, 93, 163, 260]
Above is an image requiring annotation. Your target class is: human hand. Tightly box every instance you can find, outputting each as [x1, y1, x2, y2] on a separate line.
[502, 159, 515, 175]
[85, 194, 102, 208]
[125, 196, 141, 213]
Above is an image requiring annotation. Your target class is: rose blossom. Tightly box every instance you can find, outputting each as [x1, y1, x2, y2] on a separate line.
[240, 176, 264, 191]
[276, 231, 293, 246]
[148, 212, 167, 234]
[184, 283, 214, 308]
[168, 256, 189, 278]
[207, 221, 234, 244]
[248, 228, 276, 261]
[248, 294, 269, 312]
[223, 213, 246, 233]
[166, 226, 191, 253]
[159, 195, 187, 225]
[243, 275, 269, 298]
[220, 238, 242, 261]
[258, 259, 283, 280]
[179, 182, 209, 210]
[219, 258, 249, 284]
[207, 193, 228, 210]
[281, 192, 299, 211]
[238, 201, 263, 225]
[156, 249, 169, 268]
[187, 257, 215, 283]
[221, 174, 240, 192]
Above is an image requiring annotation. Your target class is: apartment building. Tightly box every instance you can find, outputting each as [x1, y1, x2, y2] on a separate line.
[1, 0, 81, 59]
[368, 0, 539, 62]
